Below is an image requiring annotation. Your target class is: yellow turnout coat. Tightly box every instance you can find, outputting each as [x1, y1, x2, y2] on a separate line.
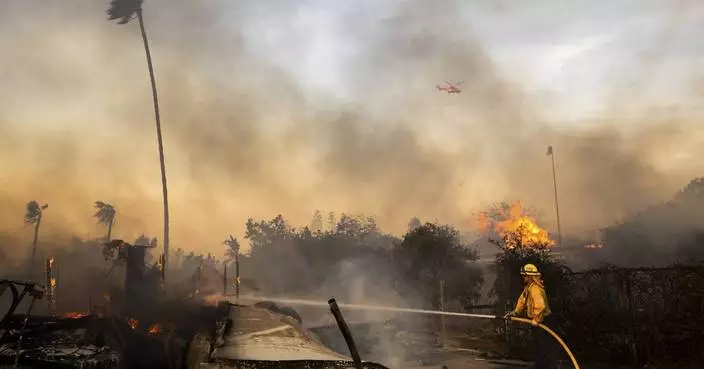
[512, 279, 551, 322]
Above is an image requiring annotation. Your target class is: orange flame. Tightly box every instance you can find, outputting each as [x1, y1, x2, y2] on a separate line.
[49, 278, 57, 289]
[148, 324, 162, 334]
[127, 318, 138, 330]
[64, 312, 87, 319]
[476, 202, 555, 249]
[202, 293, 227, 306]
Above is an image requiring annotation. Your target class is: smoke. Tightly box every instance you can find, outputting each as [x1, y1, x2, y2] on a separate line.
[1, 0, 703, 260]
[289, 256, 426, 367]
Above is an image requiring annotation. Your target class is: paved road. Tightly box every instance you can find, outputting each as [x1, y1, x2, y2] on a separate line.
[212, 304, 349, 362]
[208, 302, 527, 369]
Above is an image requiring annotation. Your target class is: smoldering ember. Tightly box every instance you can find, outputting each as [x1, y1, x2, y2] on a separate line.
[2, 1, 704, 369]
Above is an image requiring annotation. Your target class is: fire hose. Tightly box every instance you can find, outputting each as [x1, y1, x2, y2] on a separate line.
[320, 302, 581, 369]
[352, 310, 581, 369]
[240, 296, 582, 369]
[391, 310, 581, 369]
[339, 306, 581, 368]
[506, 316, 581, 369]
[371, 310, 581, 369]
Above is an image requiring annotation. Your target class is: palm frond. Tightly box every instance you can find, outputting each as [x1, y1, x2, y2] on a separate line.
[107, 0, 143, 25]
[24, 201, 41, 224]
[93, 201, 116, 226]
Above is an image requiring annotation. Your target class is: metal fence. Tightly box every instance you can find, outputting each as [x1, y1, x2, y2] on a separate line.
[494, 266, 704, 366]
[558, 266, 704, 365]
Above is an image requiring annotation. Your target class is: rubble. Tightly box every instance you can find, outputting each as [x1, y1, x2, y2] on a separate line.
[0, 242, 231, 369]
[1, 241, 395, 369]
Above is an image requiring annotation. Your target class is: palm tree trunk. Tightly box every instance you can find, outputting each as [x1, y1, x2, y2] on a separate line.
[136, 10, 170, 278]
[107, 218, 113, 241]
[29, 214, 42, 280]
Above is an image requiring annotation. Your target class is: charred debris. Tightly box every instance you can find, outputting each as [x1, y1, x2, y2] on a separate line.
[1, 241, 383, 369]
[0, 240, 232, 369]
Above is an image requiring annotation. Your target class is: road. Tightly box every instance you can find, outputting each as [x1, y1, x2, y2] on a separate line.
[212, 304, 349, 362]
[208, 302, 529, 369]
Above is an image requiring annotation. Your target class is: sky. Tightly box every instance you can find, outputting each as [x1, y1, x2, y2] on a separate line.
[0, 0, 703, 257]
[228, 0, 704, 119]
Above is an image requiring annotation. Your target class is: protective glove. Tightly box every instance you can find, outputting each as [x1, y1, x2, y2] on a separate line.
[503, 311, 515, 319]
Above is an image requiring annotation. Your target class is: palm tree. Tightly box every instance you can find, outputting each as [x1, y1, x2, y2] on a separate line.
[223, 235, 241, 298]
[25, 201, 48, 279]
[107, 0, 170, 275]
[94, 201, 116, 241]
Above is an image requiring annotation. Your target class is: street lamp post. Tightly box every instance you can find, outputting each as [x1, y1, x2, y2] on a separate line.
[547, 146, 563, 247]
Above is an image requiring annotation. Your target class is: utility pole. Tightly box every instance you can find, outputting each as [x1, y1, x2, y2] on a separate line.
[223, 262, 227, 296]
[225, 235, 241, 301]
[45, 258, 56, 316]
[547, 146, 563, 247]
[235, 252, 240, 301]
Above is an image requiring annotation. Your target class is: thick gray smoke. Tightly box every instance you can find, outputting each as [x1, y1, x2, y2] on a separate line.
[0, 0, 702, 259]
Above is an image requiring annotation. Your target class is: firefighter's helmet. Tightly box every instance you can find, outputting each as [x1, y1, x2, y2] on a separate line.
[520, 263, 541, 276]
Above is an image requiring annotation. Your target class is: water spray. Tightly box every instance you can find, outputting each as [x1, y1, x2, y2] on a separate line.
[235, 295, 581, 369]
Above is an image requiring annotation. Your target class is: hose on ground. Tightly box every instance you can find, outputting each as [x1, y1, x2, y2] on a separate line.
[507, 316, 581, 369]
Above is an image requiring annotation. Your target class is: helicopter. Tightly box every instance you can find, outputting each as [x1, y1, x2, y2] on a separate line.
[436, 81, 464, 94]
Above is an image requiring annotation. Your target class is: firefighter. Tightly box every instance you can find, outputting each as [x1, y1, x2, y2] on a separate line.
[504, 263, 557, 369]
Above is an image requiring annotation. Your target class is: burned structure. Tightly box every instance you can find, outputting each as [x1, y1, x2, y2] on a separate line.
[0, 240, 230, 369]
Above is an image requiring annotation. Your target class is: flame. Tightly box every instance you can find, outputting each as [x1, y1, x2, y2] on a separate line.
[477, 202, 555, 249]
[127, 318, 138, 330]
[474, 211, 492, 232]
[148, 324, 162, 334]
[49, 278, 57, 289]
[64, 312, 87, 319]
[202, 293, 226, 306]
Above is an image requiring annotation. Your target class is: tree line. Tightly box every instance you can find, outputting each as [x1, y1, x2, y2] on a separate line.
[237, 213, 483, 311]
[20, 177, 704, 312]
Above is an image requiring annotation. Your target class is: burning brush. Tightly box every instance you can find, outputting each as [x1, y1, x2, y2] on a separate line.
[476, 201, 555, 249]
[63, 312, 88, 319]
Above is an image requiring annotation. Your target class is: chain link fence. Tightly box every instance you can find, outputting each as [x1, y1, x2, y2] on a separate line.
[500, 265, 704, 366]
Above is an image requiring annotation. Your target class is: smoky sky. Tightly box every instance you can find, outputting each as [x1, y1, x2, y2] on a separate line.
[0, 0, 702, 257]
